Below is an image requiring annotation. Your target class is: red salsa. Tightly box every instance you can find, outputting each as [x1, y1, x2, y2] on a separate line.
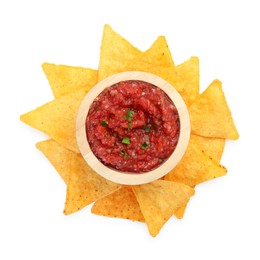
[86, 80, 180, 173]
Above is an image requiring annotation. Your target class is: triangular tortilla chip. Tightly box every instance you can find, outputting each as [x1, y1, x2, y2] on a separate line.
[97, 25, 183, 91]
[20, 90, 86, 153]
[189, 80, 239, 140]
[132, 180, 195, 237]
[116, 36, 184, 91]
[36, 139, 71, 183]
[42, 63, 97, 98]
[98, 24, 142, 81]
[91, 186, 144, 222]
[176, 56, 200, 106]
[136, 36, 174, 67]
[63, 150, 121, 215]
[36, 139, 120, 215]
[164, 135, 227, 186]
[191, 134, 225, 163]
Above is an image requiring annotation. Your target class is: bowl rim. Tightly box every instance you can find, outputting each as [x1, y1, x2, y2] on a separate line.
[76, 71, 190, 185]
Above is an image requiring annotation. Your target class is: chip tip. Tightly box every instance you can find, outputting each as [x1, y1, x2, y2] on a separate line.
[191, 56, 199, 63]
[35, 141, 45, 150]
[20, 113, 26, 123]
[103, 23, 112, 31]
[158, 35, 166, 40]
[230, 133, 240, 140]
[41, 62, 50, 70]
[42, 62, 56, 71]
[212, 79, 222, 87]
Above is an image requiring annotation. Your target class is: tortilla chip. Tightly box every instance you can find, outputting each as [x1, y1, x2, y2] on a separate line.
[176, 56, 200, 106]
[191, 134, 225, 163]
[137, 36, 174, 67]
[42, 63, 97, 98]
[91, 186, 144, 222]
[36, 139, 71, 183]
[98, 24, 142, 81]
[121, 60, 184, 92]
[115, 36, 184, 91]
[165, 135, 227, 186]
[63, 151, 121, 215]
[189, 80, 239, 140]
[97, 25, 183, 91]
[132, 180, 195, 237]
[20, 90, 86, 153]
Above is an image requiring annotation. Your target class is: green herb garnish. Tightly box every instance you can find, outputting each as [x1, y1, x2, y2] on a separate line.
[101, 120, 108, 127]
[120, 149, 128, 158]
[122, 137, 130, 145]
[141, 141, 148, 149]
[127, 122, 132, 130]
[123, 109, 135, 121]
[144, 125, 151, 133]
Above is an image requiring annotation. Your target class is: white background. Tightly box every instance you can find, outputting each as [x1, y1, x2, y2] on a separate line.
[1, 0, 260, 259]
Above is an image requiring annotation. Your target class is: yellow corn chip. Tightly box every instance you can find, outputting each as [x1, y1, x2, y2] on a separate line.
[42, 63, 97, 98]
[98, 24, 142, 81]
[97, 25, 183, 91]
[132, 180, 195, 237]
[36, 139, 121, 215]
[117, 36, 184, 91]
[121, 59, 184, 92]
[189, 80, 239, 140]
[63, 151, 121, 215]
[164, 135, 227, 186]
[91, 186, 144, 222]
[191, 134, 225, 163]
[20, 90, 86, 153]
[36, 139, 71, 183]
[176, 56, 200, 106]
[136, 36, 174, 67]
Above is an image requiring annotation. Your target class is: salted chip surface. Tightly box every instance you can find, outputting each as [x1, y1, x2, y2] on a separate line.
[132, 180, 195, 237]
[176, 56, 200, 106]
[98, 24, 142, 81]
[91, 186, 144, 222]
[42, 63, 97, 98]
[191, 134, 225, 163]
[164, 135, 227, 186]
[20, 90, 86, 153]
[189, 79, 239, 140]
[36, 139, 71, 183]
[63, 151, 121, 215]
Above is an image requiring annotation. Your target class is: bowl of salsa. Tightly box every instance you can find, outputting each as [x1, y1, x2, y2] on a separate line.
[76, 71, 190, 185]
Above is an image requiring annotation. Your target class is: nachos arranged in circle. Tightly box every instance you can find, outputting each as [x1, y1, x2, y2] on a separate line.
[20, 24, 239, 237]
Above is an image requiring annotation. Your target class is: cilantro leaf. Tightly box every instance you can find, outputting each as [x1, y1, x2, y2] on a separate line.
[101, 120, 108, 127]
[141, 141, 148, 149]
[122, 137, 130, 145]
[120, 149, 128, 158]
[123, 109, 135, 121]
